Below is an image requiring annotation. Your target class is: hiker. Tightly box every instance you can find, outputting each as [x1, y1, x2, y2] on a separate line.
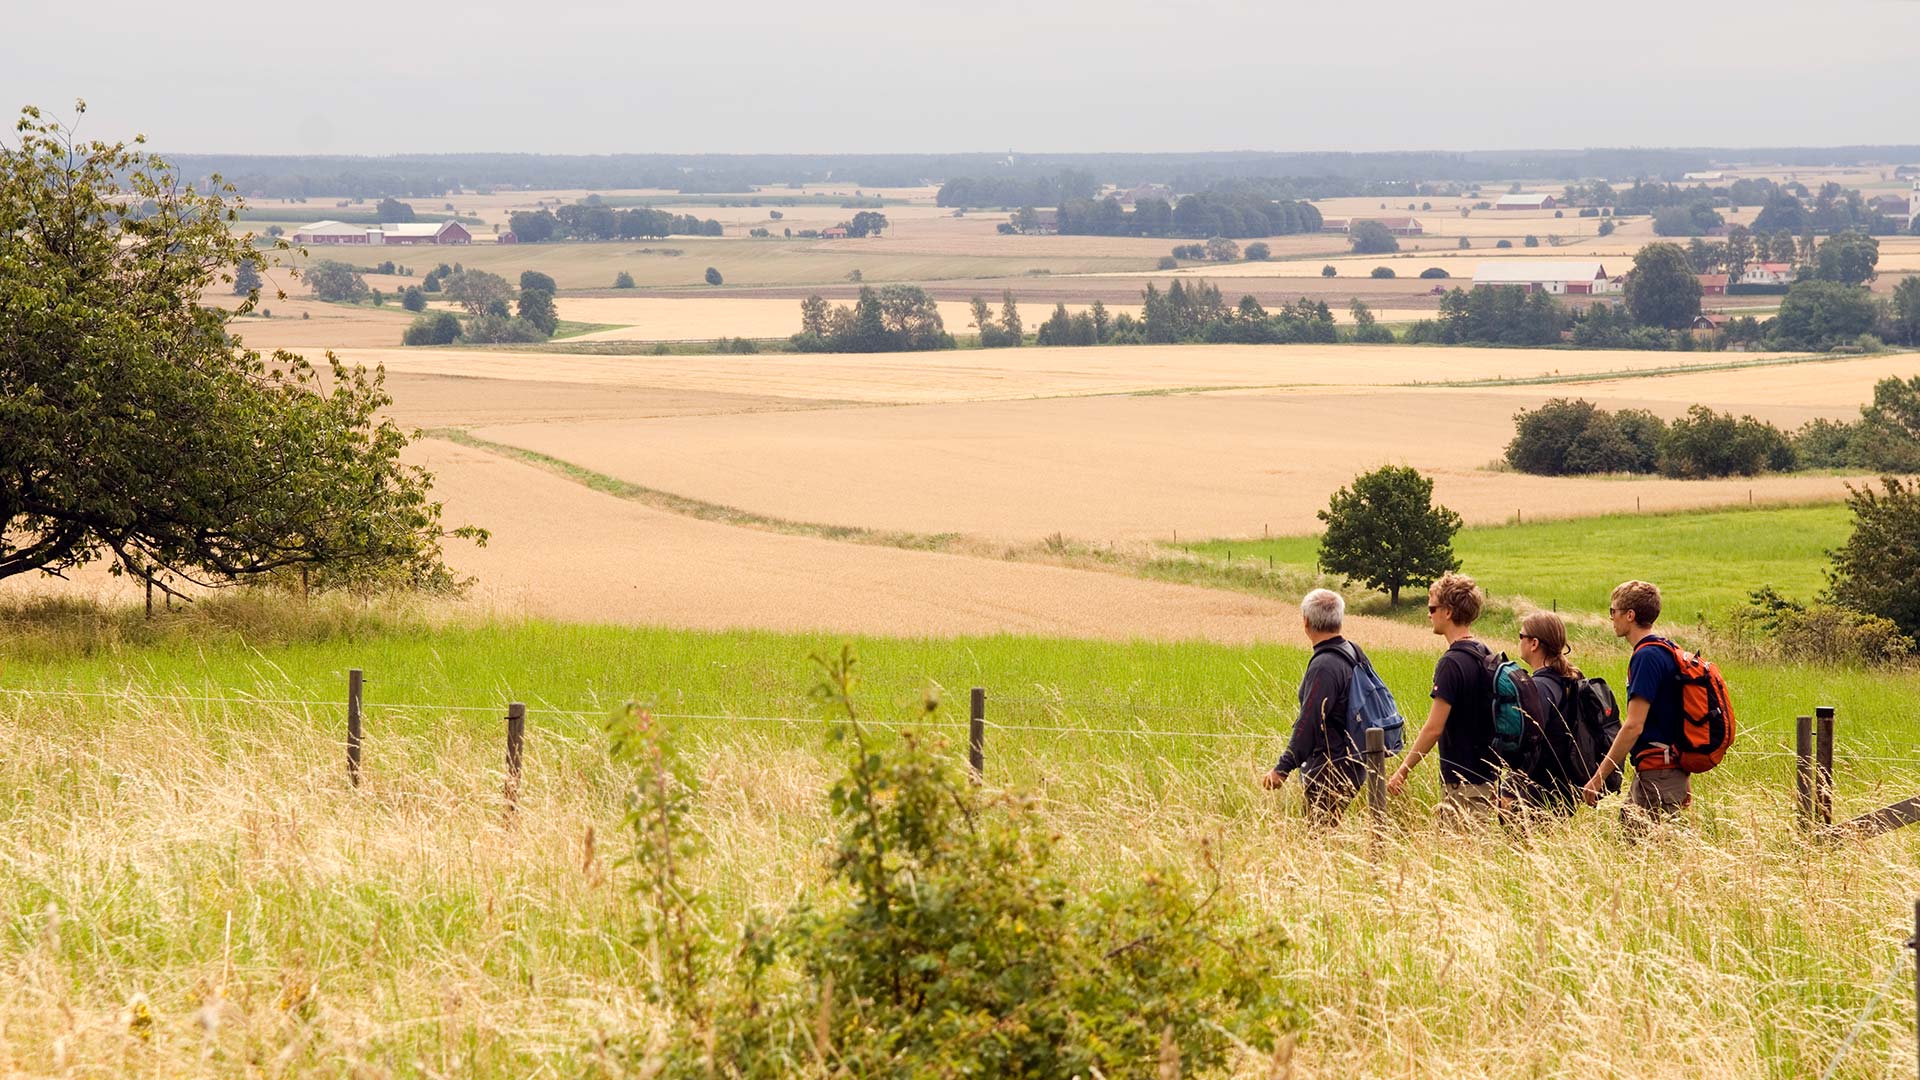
[1513, 611, 1584, 813]
[1582, 580, 1691, 823]
[1261, 589, 1371, 825]
[1385, 573, 1501, 823]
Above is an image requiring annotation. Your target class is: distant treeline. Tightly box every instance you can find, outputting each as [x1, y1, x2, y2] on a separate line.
[1055, 193, 1321, 238]
[165, 146, 1920, 200]
[936, 171, 1100, 208]
[507, 204, 722, 242]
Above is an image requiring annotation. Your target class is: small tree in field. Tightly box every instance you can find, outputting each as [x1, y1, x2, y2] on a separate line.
[232, 257, 262, 296]
[704, 266, 723, 286]
[613, 270, 636, 288]
[1317, 466, 1462, 605]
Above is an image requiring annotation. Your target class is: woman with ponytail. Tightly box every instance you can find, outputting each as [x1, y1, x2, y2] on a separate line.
[1517, 611, 1583, 812]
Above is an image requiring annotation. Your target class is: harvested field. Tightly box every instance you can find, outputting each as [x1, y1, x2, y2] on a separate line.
[340, 342, 1796, 406]
[469, 384, 1870, 543]
[406, 437, 1440, 648]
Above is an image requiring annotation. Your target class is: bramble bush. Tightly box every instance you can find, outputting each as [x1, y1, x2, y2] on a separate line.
[608, 646, 1301, 1077]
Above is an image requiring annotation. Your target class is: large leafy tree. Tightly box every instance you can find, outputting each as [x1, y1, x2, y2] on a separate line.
[1624, 241, 1702, 329]
[1827, 477, 1920, 639]
[1317, 466, 1462, 605]
[0, 103, 480, 596]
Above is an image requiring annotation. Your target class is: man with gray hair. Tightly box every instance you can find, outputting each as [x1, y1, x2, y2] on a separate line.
[1261, 588, 1367, 824]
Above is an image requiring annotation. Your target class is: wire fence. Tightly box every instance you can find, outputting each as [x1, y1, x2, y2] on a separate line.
[4, 684, 1919, 765]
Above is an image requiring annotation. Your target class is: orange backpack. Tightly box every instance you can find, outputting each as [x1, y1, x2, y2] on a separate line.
[1634, 637, 1736, 773]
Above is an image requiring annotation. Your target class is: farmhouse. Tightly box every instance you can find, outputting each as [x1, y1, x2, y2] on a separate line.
[1697, 273, 1729, 295]
[290, 219, 472, 245]
[1868, 194, 1909, 216]
[1740, 262, 1794, 287]
[1471, 259, 1618, 294]
[1494, 193, 1557, 211]
[819, 226, 850, 239]
[1683, 171, 1725, 182]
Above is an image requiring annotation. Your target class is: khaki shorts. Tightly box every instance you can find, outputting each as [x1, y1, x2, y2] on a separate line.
[1625, 768, 1691, 827]
[1439, 781, 1499, 827]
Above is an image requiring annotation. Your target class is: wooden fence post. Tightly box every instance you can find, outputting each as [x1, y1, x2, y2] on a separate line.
[1365, 727, 1387, 824]
[347, 669, 363, 788]
[505, 702, 526, 813]
[1908, 898, 1919, 1080]
[1795, 715, 1813, 829]
[1907, 898, 1918, 1080]
[1816, 706, 1836, 827]
[968, 688, 985, 781]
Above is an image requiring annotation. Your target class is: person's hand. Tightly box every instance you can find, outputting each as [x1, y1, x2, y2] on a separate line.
[1581, 774, 1606, 806]
[1386, 766, 1409, 796]
[1260, 768, 1287, 791]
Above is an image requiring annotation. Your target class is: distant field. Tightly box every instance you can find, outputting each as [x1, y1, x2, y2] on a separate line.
[1186, 502, 1853, 621]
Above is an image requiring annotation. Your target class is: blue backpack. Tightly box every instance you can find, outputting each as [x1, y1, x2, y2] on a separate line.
[1333, 642, 1406, 757]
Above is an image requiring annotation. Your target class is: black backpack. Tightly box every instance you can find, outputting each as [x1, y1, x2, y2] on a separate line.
[1566, 676, 1624, 794]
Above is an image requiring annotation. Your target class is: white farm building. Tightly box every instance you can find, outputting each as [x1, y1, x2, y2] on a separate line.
[291, 220, 473, 245]
[1471, 260, 1621, 295]
[1493, 192, 1558, 211]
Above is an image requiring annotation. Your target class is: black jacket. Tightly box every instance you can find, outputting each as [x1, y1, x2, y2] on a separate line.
[1275, 636, 1365, 787]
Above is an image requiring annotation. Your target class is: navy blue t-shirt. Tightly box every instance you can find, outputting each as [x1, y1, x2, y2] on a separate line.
[1627, 637, 1685, 766]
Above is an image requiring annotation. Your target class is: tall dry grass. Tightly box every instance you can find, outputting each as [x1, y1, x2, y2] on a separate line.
[0, 610, 1916, 1076]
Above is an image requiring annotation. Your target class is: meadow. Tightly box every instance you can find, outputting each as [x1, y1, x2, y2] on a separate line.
[1, 603, 1916, 1077]
[1186, 502, 1856, 624]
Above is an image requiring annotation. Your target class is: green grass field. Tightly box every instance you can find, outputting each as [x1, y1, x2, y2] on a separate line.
[1187, 502, 1854, 623]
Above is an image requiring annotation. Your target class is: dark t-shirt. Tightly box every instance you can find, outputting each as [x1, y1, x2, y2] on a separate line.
[1628, 637, 1685, 768]
[1431, 640, 1498, 786]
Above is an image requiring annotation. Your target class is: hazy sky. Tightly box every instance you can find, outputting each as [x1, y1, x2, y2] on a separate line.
[7, 0, 1920, 156]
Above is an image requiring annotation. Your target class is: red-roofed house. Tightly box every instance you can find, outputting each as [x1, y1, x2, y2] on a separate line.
[1697, 273, 1728, 295]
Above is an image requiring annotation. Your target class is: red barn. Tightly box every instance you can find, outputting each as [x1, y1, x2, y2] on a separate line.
[1697, 273, 1728, 295]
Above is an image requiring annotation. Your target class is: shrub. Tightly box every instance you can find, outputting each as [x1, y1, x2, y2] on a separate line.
[1523, 235, 1541, 248]
[461, 313, 547, 344]
[1420, 267, 1450, 279]
[1507, 398, 1601, 475]
[401, 311, 460, 346]
[704, 266, 723, 286]
[613, 270, 636, 288]
[1205, 236, 1240, 261]
[1349, 220, 1399, 255]
[606, 650, 1302, 1077]
[1658, 405, 1791, 478]
[1774, 603, 1915, 666]
[400, 286, 426, 312]
[1321, 264, 1337, 277]
[1496, 239, 1514, 248]
[1827, 476, 1920, 638]
[1370, 266, 1395, 279]
[1457, 237, 1471, 249]
[1244, 241, 1271, 261]
[304, 260, 369, 303]
[1156, 255, 1179, 270]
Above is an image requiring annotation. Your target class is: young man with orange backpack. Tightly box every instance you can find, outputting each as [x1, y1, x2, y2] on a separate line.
[1581, 580, 1736, 826]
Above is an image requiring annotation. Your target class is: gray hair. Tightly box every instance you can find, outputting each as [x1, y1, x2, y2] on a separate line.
[1301, 588, 1345, 633]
